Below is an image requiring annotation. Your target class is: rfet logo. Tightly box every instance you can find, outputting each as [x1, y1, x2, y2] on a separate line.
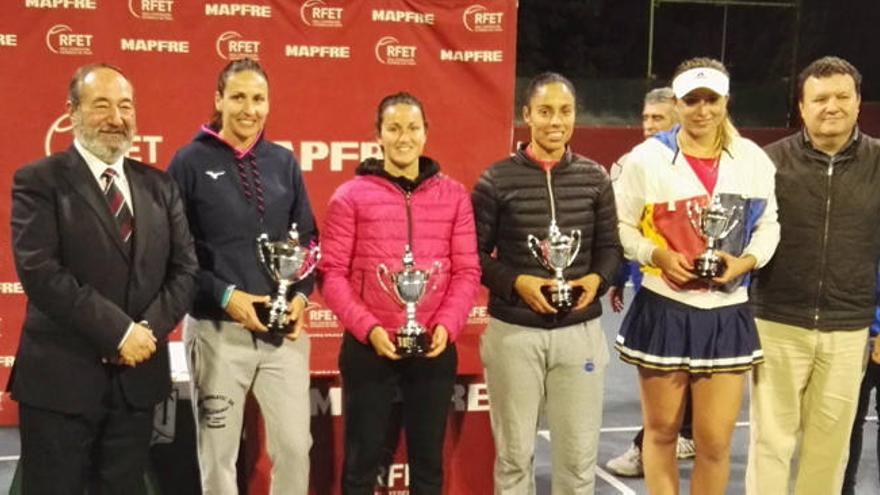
[306, 302, 339, 329]
[45, 114, 74, 156]
[45, 114, 164, 163]
[463, 4, 504, 33]
[129, 0, 175, 21]
[300, 0, 343, 28]
[45, 24, 93, 55]
[377, 464, 410, 490]
[216, 31, 260, 60]
[374, 36, 417, 66]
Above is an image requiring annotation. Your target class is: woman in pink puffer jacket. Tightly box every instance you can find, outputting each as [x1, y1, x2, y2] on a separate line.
[318, 92, 481, 495]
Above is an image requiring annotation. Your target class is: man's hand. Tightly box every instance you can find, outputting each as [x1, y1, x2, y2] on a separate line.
[284, 295, 307, 340]
[514, 274, 557, 314]
[609, 286, 625, 313]
[425, 325, 449, 358]
[368, 326, 401, 360]
[571, 273, 602, 310]
[871, 337, 880, 365]
[652, 248, 697, 286]
[711, 252, 757, 285]
[119, 323, 157, 367]
[225, 290, 269, 332]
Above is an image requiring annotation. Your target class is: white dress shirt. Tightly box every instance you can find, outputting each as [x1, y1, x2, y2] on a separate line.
[74, 139, 135, 217]
[73, 139, 140, 352]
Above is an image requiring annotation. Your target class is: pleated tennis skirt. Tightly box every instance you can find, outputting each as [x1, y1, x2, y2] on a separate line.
[614, 289, 762, 374]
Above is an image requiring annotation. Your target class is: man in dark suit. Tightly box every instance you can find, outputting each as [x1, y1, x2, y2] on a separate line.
[9, 63, 198, 494]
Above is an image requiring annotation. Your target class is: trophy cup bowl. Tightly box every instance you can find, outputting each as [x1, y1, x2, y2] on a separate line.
[687, 198, 741, 279]
[256, 224, 321, 334]
[526, 223, 582, 310]
[376, 249, 441, 358]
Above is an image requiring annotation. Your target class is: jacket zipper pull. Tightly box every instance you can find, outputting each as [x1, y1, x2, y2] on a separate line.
[404, 191, 414, 251]
[545, 168, 557, 224]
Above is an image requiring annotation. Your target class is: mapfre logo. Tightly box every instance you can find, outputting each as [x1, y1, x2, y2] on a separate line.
[205, 3, 272, 17]
[45, 24, 93, 55]
[300, 0, 343, 28]
[296, 140, 381, 171]
[0, 34, 17, 47]
[463, 4, 504, 33]
[374, 36, 416, 66]
[121, 38, 190, 53]
[440, 49, 503, 63]
[129, 0, 175, 21]
[371, 9, 434, 25]
[285, 44, 350, 59]
[25, 0, 96, 9]
[0, 282, 24, 295]
[216, 31, 260, 60]
[44, 114, 165, 163]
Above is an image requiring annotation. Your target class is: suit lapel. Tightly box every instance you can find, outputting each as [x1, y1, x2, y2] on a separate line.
[126, 160, 149, 269]
[61, 146, 130, 261]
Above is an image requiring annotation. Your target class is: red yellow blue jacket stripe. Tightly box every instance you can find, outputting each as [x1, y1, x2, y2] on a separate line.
[615, 127, 780, 308]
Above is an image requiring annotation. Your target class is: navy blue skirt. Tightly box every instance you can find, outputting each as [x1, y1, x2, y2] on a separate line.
[615, 289, 762, 374]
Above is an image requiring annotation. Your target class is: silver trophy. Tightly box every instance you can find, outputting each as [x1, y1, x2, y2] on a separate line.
[376, 246, 441, 357]
[256, 223, 321, 334]
[687, 197, 741, 279]
[527, 221, 582, 310]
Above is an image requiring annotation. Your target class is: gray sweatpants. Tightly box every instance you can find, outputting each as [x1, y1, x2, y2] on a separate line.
[184, 316, 312, 495]
[481, 317, 608, 495]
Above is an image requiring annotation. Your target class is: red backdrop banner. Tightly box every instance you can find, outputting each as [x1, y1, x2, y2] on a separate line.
[0, 3, 515, 493]
[0, 0, 516, 411]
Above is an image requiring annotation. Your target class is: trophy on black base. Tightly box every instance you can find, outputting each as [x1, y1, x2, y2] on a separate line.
[256, 223, 321, 334]
[376, 246, 441, 358]
[687, 196, 741, 279]
[527, 221, 582, 310]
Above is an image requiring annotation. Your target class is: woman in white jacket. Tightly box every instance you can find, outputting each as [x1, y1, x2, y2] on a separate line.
[614, 57, 780, 495]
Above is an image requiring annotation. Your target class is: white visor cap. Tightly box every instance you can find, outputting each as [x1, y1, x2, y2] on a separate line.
[672, 67, 730, 98]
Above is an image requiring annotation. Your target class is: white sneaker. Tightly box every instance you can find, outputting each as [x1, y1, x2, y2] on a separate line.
[605, 444, 643, 477]
[676, 436, 696, 460]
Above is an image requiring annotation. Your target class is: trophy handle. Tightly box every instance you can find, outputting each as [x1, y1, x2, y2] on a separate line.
[527, 235, 553, 271]
[718, 206, 742, 240]
[427, 261, 443, 292]
[376, 264, 404, 307]
[296, 245, 322, 280]
[256, 234, 277, 280]
[567, 230, 582, 268]
[686, 201, 706, 239]
[256, 234, 268, 265]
